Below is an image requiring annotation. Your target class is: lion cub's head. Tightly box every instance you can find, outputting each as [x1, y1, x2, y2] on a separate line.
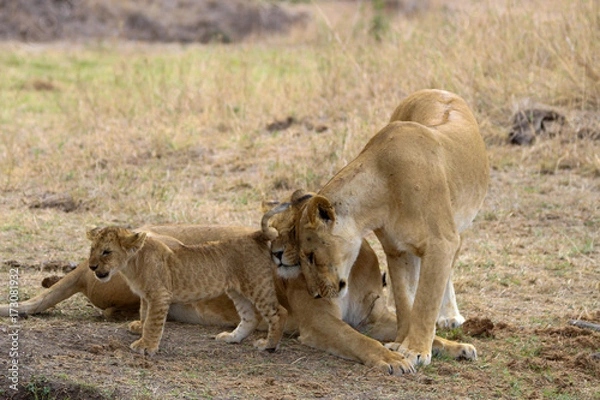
[86, 227, 147, 282]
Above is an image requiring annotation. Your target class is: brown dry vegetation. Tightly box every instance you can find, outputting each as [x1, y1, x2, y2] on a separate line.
[0, 0, 599, 399]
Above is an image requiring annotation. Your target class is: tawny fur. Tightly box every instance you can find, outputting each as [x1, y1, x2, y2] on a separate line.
[275, 89, 489, 373]
[86, 225, 287, 355]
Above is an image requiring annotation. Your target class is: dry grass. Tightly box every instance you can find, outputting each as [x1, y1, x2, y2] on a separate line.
[0, 0, 599, 399]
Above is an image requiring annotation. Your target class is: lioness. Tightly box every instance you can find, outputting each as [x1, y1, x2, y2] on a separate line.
[275, 89, 489, 372]
[86, 205, 289, 355]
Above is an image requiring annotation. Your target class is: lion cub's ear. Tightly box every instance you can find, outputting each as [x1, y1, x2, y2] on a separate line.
[261, 200, 280, 213]
[86, 227, 102, 241]
[291, 189, 315, 209]
[120, 231, 147, 254]
[291, 189, 307, 203]
[306, 196, 336, 227]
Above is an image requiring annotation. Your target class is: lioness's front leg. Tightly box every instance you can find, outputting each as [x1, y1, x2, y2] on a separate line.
[387, 239, 459, 367]
[130, 292, 171, 356]
[381, 248, 465, 331]
[366, 251, 476, 363]
[287, 276, 414, 375]
[370, 298, 477, 362]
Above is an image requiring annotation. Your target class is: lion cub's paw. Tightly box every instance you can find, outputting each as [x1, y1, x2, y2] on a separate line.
[385, 342, 432, 367]
[253, 338, 278, 352]
[128, 320, 143, 335]
[215, 331, 243, 344]
[437, 314, 466, 329]
[130, 339, 158, 356]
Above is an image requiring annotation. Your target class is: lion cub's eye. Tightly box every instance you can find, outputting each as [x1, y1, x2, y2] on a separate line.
[102, 250, 111, 256]
[307, 252, 315, 265]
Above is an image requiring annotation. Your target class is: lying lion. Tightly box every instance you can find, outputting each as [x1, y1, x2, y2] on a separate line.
[85, 204, 289, 355]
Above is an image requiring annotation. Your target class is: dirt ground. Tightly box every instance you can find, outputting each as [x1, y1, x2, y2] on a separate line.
[1, 147, 598, 399]
[3, 313, 598, 400]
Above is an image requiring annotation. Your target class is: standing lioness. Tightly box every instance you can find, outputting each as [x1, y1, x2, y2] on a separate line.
[286, 89, 490, 372]
[86, 205, 290, 355]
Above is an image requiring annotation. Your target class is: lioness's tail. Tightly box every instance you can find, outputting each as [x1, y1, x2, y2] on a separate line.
[261, 202, 291, 241]
[0, 264, 86, 317]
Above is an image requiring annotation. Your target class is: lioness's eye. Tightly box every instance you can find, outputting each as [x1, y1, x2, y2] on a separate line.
[102, 250, 111, 256]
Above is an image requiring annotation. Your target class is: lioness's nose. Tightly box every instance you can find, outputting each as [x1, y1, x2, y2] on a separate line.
[339, 280, 347, 291]
[89, 264, 98, 271]
[273, 251, 283, 261]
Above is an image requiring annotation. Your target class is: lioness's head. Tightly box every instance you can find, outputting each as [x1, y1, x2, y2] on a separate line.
[86, 227, 147, 282]
[268, 190, 358, 298]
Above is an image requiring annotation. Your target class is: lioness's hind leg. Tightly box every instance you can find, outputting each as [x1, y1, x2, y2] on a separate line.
[432, 336, 477, 360]
[437, 276, 465, 329]
[437, 240, 465, 329]
[216, 291, 259, 344]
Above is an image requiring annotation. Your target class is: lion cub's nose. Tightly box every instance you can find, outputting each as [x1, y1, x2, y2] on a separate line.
[89, 264, 98, 271]
[95, 271, 109, 279]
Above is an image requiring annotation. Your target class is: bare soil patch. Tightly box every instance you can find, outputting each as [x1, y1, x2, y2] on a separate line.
[1, 311, 599, 399]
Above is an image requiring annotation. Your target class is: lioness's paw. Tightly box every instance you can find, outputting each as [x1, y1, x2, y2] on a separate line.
[128, 320, 143, 335]
[253, 338, 278, 353]
[385, 342, 432, 367]
[375, 350, 416, 375]
[437, 314, 465, 329]
[130, 339, 158, 356]
[447, 342, 477, 360]
[215, 331, 242, 344]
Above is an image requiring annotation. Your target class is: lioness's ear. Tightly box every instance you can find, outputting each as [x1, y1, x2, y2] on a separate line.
[121, 231, 147, 254]
[86, 227, 102, 241]
[306, 196, 335, 226]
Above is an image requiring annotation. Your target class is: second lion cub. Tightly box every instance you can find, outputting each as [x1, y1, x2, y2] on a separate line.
[86, 205, 289, 356]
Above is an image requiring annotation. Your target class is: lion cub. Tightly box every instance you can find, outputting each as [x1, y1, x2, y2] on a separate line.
[86, 205, 289, 356]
